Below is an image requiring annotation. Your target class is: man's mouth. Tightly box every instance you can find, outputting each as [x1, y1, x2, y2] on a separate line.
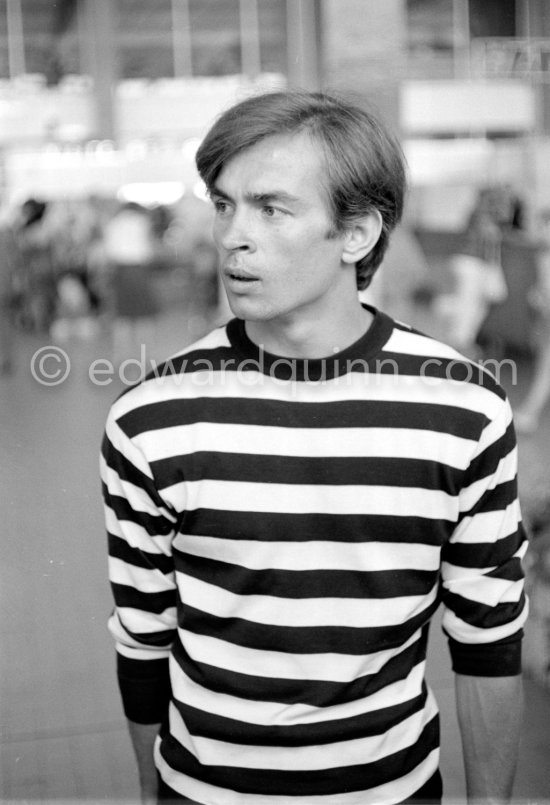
[225, 268, 259, 282]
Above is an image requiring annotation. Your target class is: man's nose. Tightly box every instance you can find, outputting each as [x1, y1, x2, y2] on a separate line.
[218, 208, 255, 252]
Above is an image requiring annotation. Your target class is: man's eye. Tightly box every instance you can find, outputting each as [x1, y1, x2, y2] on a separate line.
[213, 200, 230, 214]
[262, 206, 281, 217]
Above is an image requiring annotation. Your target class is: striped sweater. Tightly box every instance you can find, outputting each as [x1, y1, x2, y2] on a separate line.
[102, 307, 527, 805]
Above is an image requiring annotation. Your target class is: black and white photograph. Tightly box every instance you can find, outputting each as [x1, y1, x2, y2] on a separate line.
[1, 2, 550, 803]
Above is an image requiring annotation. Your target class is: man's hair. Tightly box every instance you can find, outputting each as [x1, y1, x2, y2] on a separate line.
[195, 90, 407, 290]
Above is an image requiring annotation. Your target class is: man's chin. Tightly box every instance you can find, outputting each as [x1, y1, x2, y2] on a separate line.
[225, 296, 272, 322]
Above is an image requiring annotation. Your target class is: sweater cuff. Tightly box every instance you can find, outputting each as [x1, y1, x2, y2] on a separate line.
[117, 653, 171, 724]
[448, 631, 523, 677]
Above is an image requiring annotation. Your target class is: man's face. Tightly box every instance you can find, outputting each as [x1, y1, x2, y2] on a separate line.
[210, 132, 355, 332]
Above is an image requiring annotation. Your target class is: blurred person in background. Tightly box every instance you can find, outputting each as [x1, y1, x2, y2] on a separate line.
[102, 91, 527, 805]
[359, 219, 432, 327]
[50, 199, 103, 341]
[514, 208, 550, 433]
[14, 198, 57, 334]
[102, 201, 161, 362]
[496, 184, 527, 234]
[436, 186, 509, 358]
[0, 210, 22, 375]
[162, 196, 227, 337]
[150, 204, 174, 244]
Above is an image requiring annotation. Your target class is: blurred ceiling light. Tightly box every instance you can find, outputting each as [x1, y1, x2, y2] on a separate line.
[56, 123, 90, 141]
[117, 182, 185, 206]
[404, 139, 494, 185]
[0, 98, 21, 116]
[192, 180, 209, 202]
[96, 140, 116, 152]
[118, 80, 151, 98]
[181, 138, 202, 160]
[59, 75, 94, 93]
[124, 140, 149, 160]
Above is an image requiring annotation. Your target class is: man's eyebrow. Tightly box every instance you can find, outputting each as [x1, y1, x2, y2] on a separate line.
[209, 186, 300, 205]
[209, 185, 231, 200]
[248, 191, 299, 205]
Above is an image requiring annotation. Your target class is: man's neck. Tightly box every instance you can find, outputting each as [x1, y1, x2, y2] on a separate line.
[245, 302, 373, 359]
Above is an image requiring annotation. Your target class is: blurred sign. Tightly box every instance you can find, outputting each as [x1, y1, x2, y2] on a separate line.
[404, 138, 495, 185]
[0, 80, 94, 144]
[0, 73, 285, 202]
[3, 141, 200, 203]
[0, 73, 285, 146]
[471, 38, 550, 83]
[401, 79, 536, 136]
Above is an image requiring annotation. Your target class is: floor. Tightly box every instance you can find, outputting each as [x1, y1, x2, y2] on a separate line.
[1, 301, 549, 804]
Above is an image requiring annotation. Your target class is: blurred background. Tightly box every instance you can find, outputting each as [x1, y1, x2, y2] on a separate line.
[2, 1, 550, 802]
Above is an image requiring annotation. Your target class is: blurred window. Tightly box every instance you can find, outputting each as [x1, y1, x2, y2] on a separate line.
[0, 0, 287, 82]
[406, 0, 518, 80]
[189, 0, 241, 76]
[469, 0, 516, 38]
[258, 0, 286, 74]
[0, 2, 7, 77]
[0, 0, 79, 81]
[407, 0, 455, 54]
[118, 0, 174, 79]
[406, 0, 455, 79]
[407, 0, 517, 47]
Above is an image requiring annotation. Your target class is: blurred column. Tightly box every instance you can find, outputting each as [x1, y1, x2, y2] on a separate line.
[240, 0, 261, 79]
[6, 0, 26, 77]
[286, 0, 322, 90]
[172, 0, 193, 77]
[525, 0, 550, 136]
[516, 0, 531, 36]
[322, 0, 406, 129]
[452, 0, 471, 78]
[79, 0, 118, 141]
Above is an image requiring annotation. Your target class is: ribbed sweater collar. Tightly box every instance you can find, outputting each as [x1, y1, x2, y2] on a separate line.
[225, 305, 394, 382]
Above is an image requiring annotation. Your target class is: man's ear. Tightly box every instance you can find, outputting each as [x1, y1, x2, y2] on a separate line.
[341, 210, 383, 265]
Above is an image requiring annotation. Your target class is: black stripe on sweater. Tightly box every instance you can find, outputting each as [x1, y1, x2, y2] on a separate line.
[174, 552, 438, 600]
[172, 684, 429, 746]
[117, 397, 485, 439]
[172, 631, 428, 708]
[178, 601, 440, 656]
[151, 452, 465, 494]
[179, 509, 455, 545]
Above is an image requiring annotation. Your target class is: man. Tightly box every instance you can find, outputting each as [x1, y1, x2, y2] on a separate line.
[102, 91, 527, 804]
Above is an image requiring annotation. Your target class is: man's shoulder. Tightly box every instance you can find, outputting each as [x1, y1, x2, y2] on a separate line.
[380, 314, 510, 411]
[149, 321, 235, 379]
[108, 321, 234, 417]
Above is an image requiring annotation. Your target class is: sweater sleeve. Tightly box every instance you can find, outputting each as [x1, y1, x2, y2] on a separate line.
[440, 395, 528, 676]
[101, 407, 178, 723]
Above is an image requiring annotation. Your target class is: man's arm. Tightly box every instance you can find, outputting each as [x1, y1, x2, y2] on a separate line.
[440, 396, 528, 802]
[128, 720, 163, 805]
[101, 408, 178, 800]
[455, 673, 523, 804]
[117, 653, 171, 802]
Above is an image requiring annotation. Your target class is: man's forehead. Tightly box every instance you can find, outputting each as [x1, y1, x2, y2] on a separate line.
[215, 132, 325, 194]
